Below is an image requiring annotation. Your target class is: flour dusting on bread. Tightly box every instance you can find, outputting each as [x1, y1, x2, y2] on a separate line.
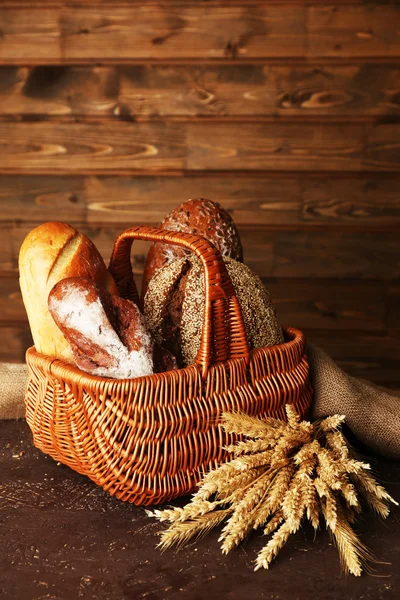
[48, 278, 153, 379]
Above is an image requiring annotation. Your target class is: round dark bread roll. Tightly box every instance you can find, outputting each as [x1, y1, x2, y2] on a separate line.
[48, 277, 155, 379]
[144, 256, 284, 368]
[141, 198, 243, 300]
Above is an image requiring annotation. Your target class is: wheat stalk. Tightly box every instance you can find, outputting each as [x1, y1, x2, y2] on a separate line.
[264, 510, 284, 536]
[223, 411, 284, 438]
[224, 438, 274, 456]
[158, 509, 232, 551]
[220, 473, 273, 553]
[252, 463, 295, 529]
[151, 407, 397, 576]
[303, 475, 320, 529]
[255, 521, 292, 571]
[318, 415, 346, 432]
[350, 471, 398, 506]
[285, 404, 301, 428]
[325, 431, 349, 459]
[330, 503, 377, 577]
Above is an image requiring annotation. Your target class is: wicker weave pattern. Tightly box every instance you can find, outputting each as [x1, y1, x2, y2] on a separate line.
[24, 226, 313, 506]
[109, 226, 250, 376]
[25, 327, 312, 506]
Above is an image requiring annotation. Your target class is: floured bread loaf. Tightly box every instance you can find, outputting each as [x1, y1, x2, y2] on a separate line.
[19, 222, 117, 361]
[48, 277, 154, 379]
[144, 255, 284, 368]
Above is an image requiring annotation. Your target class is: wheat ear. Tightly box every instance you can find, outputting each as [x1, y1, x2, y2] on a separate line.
[158, 509, 232, 551]
[254, 521, 292, 571]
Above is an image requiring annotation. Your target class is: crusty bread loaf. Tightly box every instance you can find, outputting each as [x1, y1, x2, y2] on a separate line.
[144, 255, 284, 368]
[19, 222, 118, 361]
[48, 277, 154, 379]
[142, 198, 243, 300]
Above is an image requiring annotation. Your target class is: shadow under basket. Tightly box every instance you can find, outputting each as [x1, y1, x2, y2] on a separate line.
[24, 226, 313, 506]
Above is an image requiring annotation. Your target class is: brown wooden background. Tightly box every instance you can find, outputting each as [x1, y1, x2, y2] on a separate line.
[0, 0, 399, 388]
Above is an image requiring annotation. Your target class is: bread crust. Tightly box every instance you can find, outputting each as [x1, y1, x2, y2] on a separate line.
[48, 277, 154, 379]
[142, 198, 243, 300]
[144, 255, 284, 368]
[19, 222, 118, 360]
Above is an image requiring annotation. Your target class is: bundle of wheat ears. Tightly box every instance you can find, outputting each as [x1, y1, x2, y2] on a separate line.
[149, 406, 398, 576]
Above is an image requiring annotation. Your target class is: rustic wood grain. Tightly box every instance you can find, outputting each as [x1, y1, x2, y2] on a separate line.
[0, 275, 26, 322]
[0, 122, 399, 173]
[1, 4, 400, 64]
[62, 5, 306, 62]
[309, 332, 400, 388]
[267, 230, 400, 280]
[300, 177, 400, 227]
[2, 175, 400, 229]
[0, 175, 86, 223]
[0, 175, 302, 227]
[0, 325, 32, 363]
[1, 272, 387, 334]
[308, 4, 400, 59]
[0, 228, 14, 273]
[186, 122, 363, 172]
[0, 9, 61, 64]
[68, 62, 400, 119]
[1, 64, 399, 119]
[4, 225, 400, 280]
[0, 122, 186, 173]
[1, 1, 369, 5]
[0, 5, 305, 64]
[185, 122, 399, 172]
[365, 124, 400, 171]
[267, 279, 386, 333]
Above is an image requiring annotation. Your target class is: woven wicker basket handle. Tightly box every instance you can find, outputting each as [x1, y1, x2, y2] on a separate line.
[109, 225, 249, 377]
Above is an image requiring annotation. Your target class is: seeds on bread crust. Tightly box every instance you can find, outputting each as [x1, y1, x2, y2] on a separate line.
[144, 256, 283, 368]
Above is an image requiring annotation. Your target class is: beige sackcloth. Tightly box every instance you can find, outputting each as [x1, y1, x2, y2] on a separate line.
[0, 363, 29, 420]
[308, 344, 400, 459]
[1, 347, 399, 459]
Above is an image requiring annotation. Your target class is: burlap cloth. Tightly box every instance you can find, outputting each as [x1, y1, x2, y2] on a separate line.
[308, 343, 400, 459]
[1, 347, 399, 459]
[0, 363, 29, 420]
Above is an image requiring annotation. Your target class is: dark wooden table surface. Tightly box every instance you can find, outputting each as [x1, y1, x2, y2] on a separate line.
[1, 420, 399, 600]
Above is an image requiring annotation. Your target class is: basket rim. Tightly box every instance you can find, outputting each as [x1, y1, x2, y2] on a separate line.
[25, 325, 306, 388]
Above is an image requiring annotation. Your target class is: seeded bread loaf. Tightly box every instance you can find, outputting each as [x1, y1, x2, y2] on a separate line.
[144, 255, 284, 368]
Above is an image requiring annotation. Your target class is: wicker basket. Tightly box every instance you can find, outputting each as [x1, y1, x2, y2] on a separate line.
[24, 226, 313, 506]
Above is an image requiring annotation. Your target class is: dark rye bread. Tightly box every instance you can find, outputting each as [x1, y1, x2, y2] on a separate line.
[141, 198, 243, 301]
[48, 277, 156, 379]
[144, 256, 284, 368]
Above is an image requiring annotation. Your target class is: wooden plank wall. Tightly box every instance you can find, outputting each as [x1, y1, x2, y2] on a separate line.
[0, 0, 399, 387]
